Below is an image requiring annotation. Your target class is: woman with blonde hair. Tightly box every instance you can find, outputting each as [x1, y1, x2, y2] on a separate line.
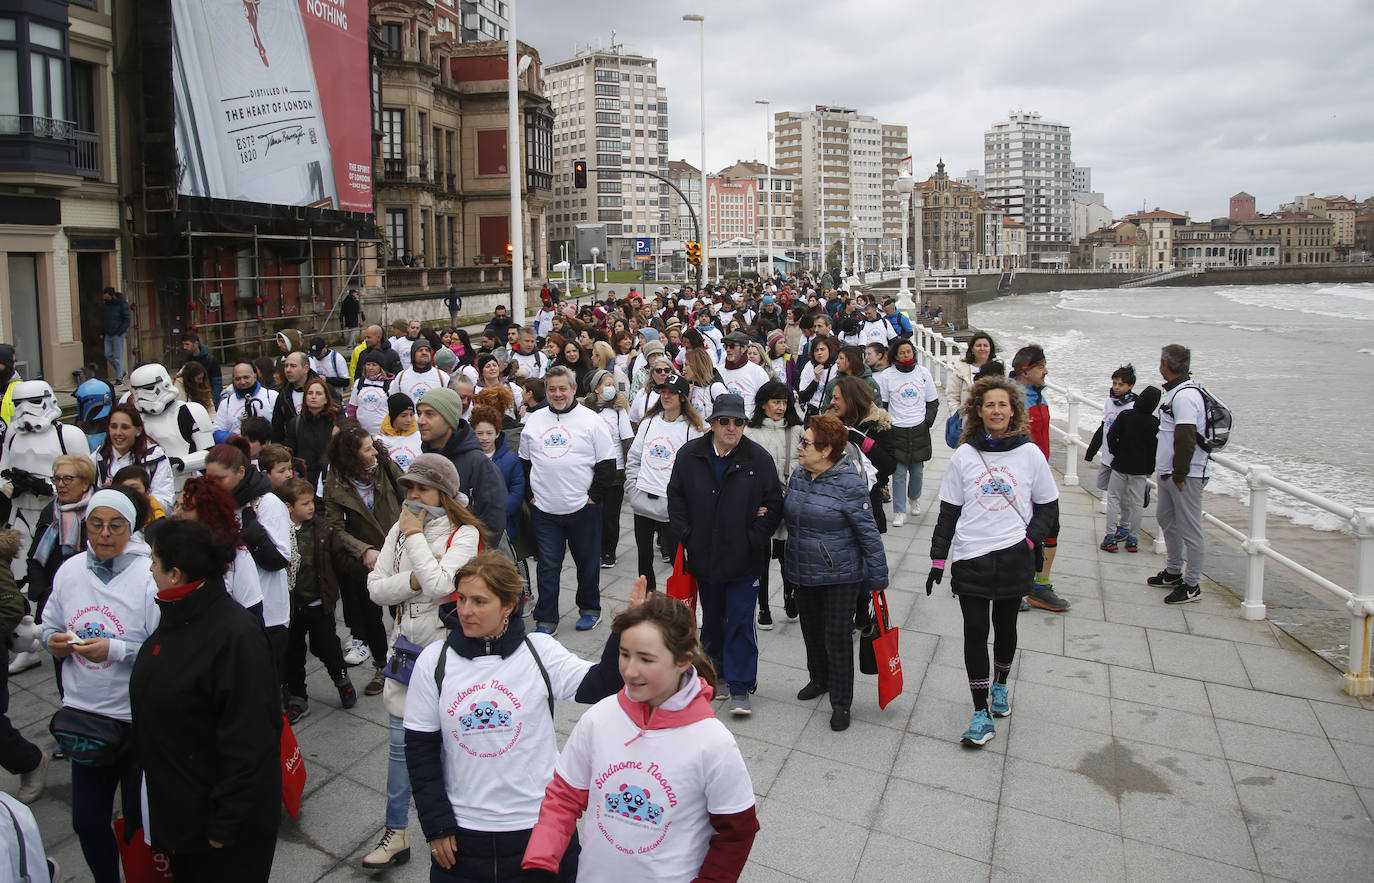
[681, 347, 727, 421]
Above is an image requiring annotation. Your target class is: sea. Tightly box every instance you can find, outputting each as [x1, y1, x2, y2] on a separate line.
[969, 282, 1374, 534]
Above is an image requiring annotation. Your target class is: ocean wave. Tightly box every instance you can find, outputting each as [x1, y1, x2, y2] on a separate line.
[1360, 348, 1374, 356]
[1218, 287, 1374, 323]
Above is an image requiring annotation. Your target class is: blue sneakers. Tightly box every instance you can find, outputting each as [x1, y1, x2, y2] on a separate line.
[534, 622, 558, 637]
[989, 683, 1011, 718]
[575, 613, 601, 631]
[961, 709, 996, 747]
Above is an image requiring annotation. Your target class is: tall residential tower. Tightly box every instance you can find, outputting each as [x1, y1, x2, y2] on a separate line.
[983, 111, 1073, 267]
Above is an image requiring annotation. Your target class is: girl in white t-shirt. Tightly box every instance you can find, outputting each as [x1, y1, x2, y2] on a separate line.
[522, 593, 758, 882]
[403, 552, 636, 879]
[927, 376, 1059, 750]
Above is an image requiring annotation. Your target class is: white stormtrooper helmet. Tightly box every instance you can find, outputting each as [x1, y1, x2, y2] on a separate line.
[130, 364, 178, 415]
[10, 381, 62, 433]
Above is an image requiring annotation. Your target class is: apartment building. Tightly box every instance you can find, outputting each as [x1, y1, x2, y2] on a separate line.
[983, 111, 1073, 267]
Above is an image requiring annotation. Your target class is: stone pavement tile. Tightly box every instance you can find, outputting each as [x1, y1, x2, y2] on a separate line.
[890, 732, 1007, 800]
[1008, 609, 1065, 655]
[1119, 791, 1258, 871]
[1063, 618, 1153, 669]
[719, 694, 819, 750]
[267, 840, 340, 883]
[920, 661, 989, 706]
[989, 805, 1124, 882]
[1214, 719, 1348, 781]
[1331, 739, 1374, 789]
[1099, 577, 1167, 604]
[1103, 598, 1188, 633]
[792, 709, 905, 774]
[930, 634, 975, 669]
[1122, 838, 1263, 883]
[4, 682, 60, 730]
[1246, 815, 1374, 881]
[748, 797, 870, 881]
[854, 830, 991, 883]
[1204, 683, 1323, 735]
[1312, 699, 1374, 746]
[756, 631, 812, 670]
[1110, 698, 1224, 758]
[1015, 648, 1111, 696]
[1182, 609, 1281, 647]
[1000, 755, 1121, 834]
[1108, 666, 1211, 716]
[1229, 760, 1374, 841]
[905, 594, 967, 637]
[1049, 590, 1105, 622]
[1233, 641, 1363, 705]
[875, 777, 998, 863]
[754, 658, 813, 703]
[849, 682, 919, 732]
[1004, 713, 1114, 770]
[733, 733, 790, 799]
[765, 750, 891, 828]
[738, 861, 809, 882]
[1144, 629, 1252, 688]
[1003, 679, 1113, 735]
[297, 712, 390, 776]
[908, 695, 1006, 756]
[1048, 553, 1101, 581]
[282, 775, 394, 863]
[1112, 737, 1242, 809]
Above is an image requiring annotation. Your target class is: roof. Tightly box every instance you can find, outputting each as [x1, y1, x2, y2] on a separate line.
[1231, 192, 1254, 199]
[1001, 218, 1024, 227]
[1124, 210, 1187, 220]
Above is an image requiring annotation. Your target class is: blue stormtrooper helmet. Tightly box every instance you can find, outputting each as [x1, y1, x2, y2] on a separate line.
[75, 379, 114, 424]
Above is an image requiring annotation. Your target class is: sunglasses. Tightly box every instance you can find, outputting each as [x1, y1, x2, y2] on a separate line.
[714, 417, 747, 428]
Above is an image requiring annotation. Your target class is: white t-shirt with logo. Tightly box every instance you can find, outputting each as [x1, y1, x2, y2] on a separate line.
[718, 361, 771, 417]
[878, 365, 938, 428]
[394, 367, 451, 404]
[626, 414, 704, 499]
[402, 634, 594, 832]
[938, 442, 1059, 564]
[1157, 382, 1210, 478]
[593, 406, 634, 469]
[375, 429, 423, 472]
[391, 335, 415, 371]
[511, 349, 547, 379]
[519, 404, 615, 515]
[553, 690, 755, 882]
[859, 318, 893, 346]
[351, 378, 391, 435]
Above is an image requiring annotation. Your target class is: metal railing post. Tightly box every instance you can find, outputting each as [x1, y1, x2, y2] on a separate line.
[1063, 395, 1081, 486]
[1344, 507, 1374, 696]
[1240, 466, 1270, 621]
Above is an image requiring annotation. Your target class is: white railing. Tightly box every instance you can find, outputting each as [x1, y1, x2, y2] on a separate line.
[921, 276, 968, 290]
[910, 323, 1374, 697]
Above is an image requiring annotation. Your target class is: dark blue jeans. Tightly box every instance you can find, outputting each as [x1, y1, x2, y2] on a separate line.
[71, 749, 141, 883]
[530, 503, 603, 625]
[696, 577, 760, 696]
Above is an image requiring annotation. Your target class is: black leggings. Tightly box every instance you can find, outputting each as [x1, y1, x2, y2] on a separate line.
[958, 595, 1021, 711]
[758, 538, 795, 613]
[601, 478, 625, 558]
[633, 514, 678, 592]
[340, 570, 388, 663]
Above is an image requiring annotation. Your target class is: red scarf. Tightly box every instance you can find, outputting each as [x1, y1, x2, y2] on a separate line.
[157, 578, 205, 603]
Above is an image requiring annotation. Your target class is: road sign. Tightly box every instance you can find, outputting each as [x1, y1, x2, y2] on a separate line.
[634, 237, 653, 261]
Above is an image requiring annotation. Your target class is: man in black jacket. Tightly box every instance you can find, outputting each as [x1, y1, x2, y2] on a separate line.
[179, 331, 223, 403]
[270, 351, 326, 444]
[415, 387, 508, 540]
[667, 393, 783, 717]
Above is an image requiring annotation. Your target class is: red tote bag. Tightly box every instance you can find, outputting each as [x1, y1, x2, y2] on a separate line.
[113, 818, 175, 883]
[665, 545, 698, 612]
[281, 713, 307, 819]
[871, 591, 903, 709]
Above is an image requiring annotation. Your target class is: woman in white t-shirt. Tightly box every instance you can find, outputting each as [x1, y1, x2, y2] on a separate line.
[681, 348, 727, 422]
[404, 552, 635, 881]
[582, 369, 634, 569]
[522, 593, 757, 882]
[877, 338, 941, 526]
[796, 334, 840, 417]
[926, 376, 1059, 750]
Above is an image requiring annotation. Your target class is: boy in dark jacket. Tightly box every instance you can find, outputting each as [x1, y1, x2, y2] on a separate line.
[1105, 385, 1162, 554]
[277, 477, 358, 722]
[0, 528, 45, 802]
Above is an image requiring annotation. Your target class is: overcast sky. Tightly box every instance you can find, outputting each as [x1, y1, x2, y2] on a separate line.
[520, 0, 1374, 220]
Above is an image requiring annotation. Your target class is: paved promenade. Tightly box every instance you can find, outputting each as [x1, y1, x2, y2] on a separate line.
[6, 439, 1374, 881]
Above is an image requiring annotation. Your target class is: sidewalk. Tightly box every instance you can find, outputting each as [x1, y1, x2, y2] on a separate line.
[5, 439, 1374, 881]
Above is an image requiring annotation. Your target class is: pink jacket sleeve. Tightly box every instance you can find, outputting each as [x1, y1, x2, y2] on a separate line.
[522, 772, 587, 872]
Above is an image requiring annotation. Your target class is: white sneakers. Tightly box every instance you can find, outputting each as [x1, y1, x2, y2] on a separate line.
[17, 754, 48, 804]
[891, 513, 907, 528]
[8, 650, 43, 675]
[343, 638, 371, 667]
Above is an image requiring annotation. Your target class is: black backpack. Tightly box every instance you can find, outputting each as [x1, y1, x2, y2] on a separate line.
[1163, 383, 1232, 453]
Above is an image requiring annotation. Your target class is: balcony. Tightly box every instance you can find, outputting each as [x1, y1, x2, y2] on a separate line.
[0, 115, 98, 179]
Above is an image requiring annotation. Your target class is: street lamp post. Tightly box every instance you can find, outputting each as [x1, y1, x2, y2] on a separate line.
[895, 170, 915, 312]
[848, 213, 861, 288]
[683, 14, 706, 290]
[755, 98, 770, 282]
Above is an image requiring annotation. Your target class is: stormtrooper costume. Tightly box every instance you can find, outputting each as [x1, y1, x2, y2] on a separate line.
[129, 364, 215, 494]
[75, 378, 115, 452]
[0, 381, 87, 580]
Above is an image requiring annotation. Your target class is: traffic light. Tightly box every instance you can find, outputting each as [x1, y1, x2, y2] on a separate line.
[686, 241, 701, 266]
[573, 160, 587, 189]
[505, 243, 514, 265]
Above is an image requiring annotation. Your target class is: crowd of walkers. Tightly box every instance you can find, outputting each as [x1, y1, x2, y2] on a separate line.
[0, 274, 1212, 881]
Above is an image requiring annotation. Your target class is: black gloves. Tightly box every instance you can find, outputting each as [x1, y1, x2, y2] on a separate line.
[925, 566, 943, 596]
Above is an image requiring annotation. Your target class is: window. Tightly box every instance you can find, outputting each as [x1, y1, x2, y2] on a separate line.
[380, 22, 402, 57]
[381, 110, 403, 171]
[385, 209, 407, 258]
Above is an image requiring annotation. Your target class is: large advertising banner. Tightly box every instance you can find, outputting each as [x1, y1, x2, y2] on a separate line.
[172, 0, 372, 212]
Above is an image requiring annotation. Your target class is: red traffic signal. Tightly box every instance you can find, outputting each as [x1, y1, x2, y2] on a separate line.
[573, 159, 587, 189]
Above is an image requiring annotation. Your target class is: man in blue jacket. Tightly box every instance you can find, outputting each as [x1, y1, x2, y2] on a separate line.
[101, 287, 132, 383]
[667, 393, 783, 718]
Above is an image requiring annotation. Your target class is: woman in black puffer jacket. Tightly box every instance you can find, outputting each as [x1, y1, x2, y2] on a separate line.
[284, 376, 342, 493]
[783, 414, 888, 733]
[926, 376, 1059, 750]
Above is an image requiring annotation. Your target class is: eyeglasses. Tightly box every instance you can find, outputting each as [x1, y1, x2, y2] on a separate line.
[714, 417, 747, 428]
[652, 367, 671, 375]
[88, 518, 130, 535]
[798, 438, 815, 449]
[52, 474, 81, 485]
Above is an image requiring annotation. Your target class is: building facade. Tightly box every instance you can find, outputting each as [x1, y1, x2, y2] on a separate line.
[544, 40, 669, 268]
[1229, 191, 1257, 221]
[0, 0, 121, 385]
[1122, 209, 1190, 270]
[1238, 213, 1336, 264]
[773, 105, 908, 268]
[912, 160, 1001, 270]
[983, 111, 1073, 267]
[1000, 218, 1026, 269]
[1075, 221, 1144, 270]
[1171, 220, 1280, 268]
[1071, 196, 1113, 243]
[666, 159, 700, 244]
[716, 160, 796, 255]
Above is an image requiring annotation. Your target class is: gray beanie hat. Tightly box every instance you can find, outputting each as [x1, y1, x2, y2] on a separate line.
[418, 387, 465, 430]
[433, 347, 458, 371]
[397, 453, 462, 500]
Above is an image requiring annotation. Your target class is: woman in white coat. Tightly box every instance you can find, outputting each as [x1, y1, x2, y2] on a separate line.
[362, 453, 484, 870]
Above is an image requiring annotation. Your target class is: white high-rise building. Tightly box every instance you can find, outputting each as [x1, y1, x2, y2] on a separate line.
[983, 111, 1073, 266]
[545, 40, 670, 267]
[774, 105, 908, 268]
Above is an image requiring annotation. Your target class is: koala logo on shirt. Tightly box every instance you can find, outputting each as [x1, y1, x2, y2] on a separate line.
[458, 701, 512, 731]
[75, 622, 112, 640]
[614, 784, 664, 824]
[980, 475, 1014, 497]
[604, 792, 623, 814]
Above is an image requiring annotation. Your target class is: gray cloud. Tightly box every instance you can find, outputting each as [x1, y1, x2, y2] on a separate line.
[519, 0, 1374, 219]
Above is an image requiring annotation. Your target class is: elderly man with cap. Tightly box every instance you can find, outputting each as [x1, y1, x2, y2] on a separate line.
[518, 366, 616, 635]
[393, 338, 449, 404]
[309, 335, 350, 395]
[718, 331, 771, 418]
[414, 387, 507, 540]
[666, 393, 783, 716]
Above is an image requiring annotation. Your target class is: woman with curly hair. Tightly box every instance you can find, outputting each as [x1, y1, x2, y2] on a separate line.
[927, 376, 1059, 748]
[173, 475, 266, 619]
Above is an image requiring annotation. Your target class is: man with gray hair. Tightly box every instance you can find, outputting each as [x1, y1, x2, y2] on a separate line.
[1149, 343, 1207, 604]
